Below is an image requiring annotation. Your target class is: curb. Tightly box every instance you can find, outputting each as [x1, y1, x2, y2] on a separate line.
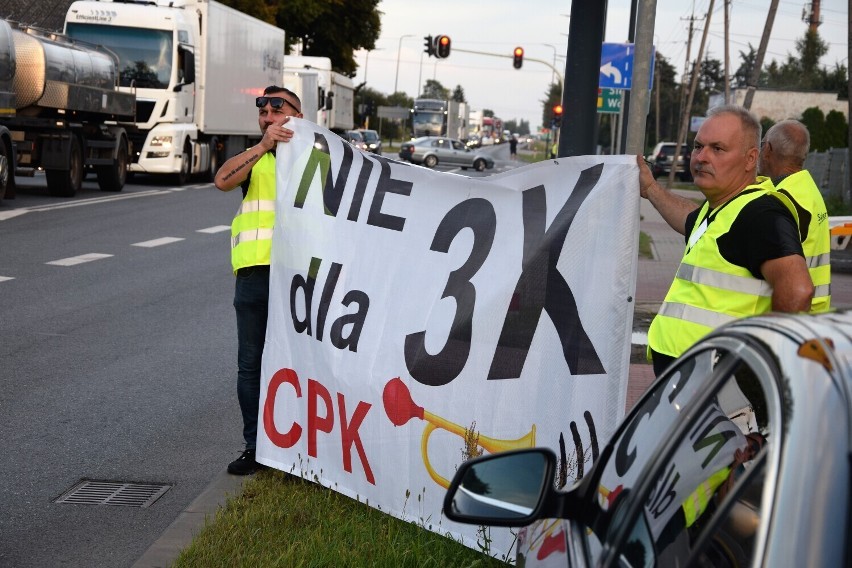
[132, 470, 249, 568]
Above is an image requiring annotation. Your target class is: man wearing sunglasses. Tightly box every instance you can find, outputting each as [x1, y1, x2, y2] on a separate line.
[214, 85, 303, 475]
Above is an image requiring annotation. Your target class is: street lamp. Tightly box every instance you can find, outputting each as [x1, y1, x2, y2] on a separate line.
[362, 48, 383, 85]
[394, 34, 414, 94]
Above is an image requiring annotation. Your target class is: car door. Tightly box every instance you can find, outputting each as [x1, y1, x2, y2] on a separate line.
[571, 336, 782, 567]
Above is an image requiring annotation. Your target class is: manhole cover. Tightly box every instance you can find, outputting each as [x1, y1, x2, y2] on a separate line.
[55, 479, 171, 508]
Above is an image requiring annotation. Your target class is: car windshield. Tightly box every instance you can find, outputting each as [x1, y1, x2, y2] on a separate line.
[348, 132, 363, 141]
[361, 131, 378, 142]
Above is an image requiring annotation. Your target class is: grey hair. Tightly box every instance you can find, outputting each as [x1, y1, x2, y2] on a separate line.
[764, 120, 810, 166]
[706, 104, 762, 149]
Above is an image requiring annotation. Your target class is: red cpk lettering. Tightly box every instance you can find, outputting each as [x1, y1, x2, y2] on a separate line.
[263, 367, 376, 485]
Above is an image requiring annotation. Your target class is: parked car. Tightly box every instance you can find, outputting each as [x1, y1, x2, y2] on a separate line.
[342, 130, 368, 151]
[445, 308, 852, 567]
[358, 129, 383, 154]
[648, 141, 692, 181]
[398, 136, 494, 171]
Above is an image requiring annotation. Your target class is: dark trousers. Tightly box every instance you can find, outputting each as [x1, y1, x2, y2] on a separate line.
[651, 348, 677, 378]
[233, 265, 270, 450]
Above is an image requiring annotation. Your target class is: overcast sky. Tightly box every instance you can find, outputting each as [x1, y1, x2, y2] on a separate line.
[354, 0, 848, 130]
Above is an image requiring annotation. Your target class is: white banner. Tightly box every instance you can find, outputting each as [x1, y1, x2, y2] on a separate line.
[256, 119, 640, 558]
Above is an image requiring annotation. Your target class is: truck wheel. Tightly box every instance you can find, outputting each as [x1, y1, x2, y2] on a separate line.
[172, 142, 191, 185]
[474, 158, 486, 172]
[96, 136, 128, 192]
[0, 137, 13, 199]
[206, 138, 221, 183]
[46, 135, 83, 197]
[424, 155, 438, 168]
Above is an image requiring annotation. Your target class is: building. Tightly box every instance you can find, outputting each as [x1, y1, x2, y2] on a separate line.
[709, 88, 848, 122]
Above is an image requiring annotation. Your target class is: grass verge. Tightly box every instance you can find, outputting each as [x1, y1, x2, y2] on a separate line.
[173, 469, 509, 567]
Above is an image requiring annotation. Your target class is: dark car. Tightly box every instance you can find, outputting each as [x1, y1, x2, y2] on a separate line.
[342, 130, 368, 152]
[445, 309, 852, 567]
[649, 142, 692, 181]
[358, 129, 383, 155]
[398, 136, 494, 171]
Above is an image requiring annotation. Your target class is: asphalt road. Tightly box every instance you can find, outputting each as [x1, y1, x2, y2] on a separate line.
[0, 144, 518, 567]
[0, 174, 245, 568]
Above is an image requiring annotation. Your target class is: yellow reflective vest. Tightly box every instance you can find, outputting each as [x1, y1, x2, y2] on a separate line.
[774, 170, 831, 313]
[230, 152, 276, 274]
[648, 180, 799, 359]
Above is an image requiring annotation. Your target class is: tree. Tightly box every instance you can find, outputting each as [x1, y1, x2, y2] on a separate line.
[451, 85, 466, 103]
[824, 110, 848, 149]
[796, 30, 829, 89]
[219, 0, 382, 76]
[421, 79, 449, 100]
[482, 109, 494, 118]
[800, 107, 827, 151]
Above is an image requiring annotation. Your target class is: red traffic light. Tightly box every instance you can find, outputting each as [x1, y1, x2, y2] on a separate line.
[553, 104, 564, 116]
[436, 35, 451, 58]
[513, 46, 524, 69]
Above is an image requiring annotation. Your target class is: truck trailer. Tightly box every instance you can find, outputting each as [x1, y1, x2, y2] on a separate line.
[411, 99, 469, 141]
[64, 0, 286, 184]
[284, 55, 354, 133]
[0, 18, 136, 198]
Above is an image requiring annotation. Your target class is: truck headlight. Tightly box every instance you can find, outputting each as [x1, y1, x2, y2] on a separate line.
[150, 135, 173, 148]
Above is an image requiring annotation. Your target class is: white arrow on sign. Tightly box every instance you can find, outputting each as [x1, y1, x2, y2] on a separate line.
[600, 61, 622, 85]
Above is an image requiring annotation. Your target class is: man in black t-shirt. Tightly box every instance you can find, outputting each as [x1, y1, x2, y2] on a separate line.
[636, 105, 813, 376]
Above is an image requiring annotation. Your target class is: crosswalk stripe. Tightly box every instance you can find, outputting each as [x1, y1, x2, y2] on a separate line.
[132, 237, 185, 248]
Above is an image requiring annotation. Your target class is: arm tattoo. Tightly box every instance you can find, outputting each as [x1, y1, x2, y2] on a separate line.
[222, 151, 262, 181]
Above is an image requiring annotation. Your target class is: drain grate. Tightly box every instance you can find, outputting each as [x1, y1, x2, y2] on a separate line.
[55, 479, 172, 508]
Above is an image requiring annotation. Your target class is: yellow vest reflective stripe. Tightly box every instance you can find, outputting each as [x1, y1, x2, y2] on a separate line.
[775, 170, 831, 313]
[682, 466, 731, 527]
[648, 181, 797, 358]
[230, 152, 276, 274]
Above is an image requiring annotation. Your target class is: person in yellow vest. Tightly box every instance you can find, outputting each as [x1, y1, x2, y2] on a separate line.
[214, 86, 303, 475]
[758, 119, 831, 313]
[637, 105, 813, 376]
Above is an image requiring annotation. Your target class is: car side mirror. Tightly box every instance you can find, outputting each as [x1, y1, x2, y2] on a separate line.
[443, 449, 557, 527]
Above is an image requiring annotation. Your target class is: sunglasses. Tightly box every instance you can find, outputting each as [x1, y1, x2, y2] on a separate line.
[256, 96, 301, 113]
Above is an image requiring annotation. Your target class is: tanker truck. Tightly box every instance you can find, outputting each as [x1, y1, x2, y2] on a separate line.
[63, 0, 286, 185]
[0, 18, 136, 198]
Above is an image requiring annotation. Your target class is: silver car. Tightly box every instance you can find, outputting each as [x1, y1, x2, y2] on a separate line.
[398, 136, 494, 171]
[445, 309, 852, 567]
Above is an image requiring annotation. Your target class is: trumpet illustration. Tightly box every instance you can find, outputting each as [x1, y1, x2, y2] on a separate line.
[382, 377, 536, 488]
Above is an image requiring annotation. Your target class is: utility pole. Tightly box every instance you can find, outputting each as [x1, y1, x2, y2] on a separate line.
[803, 0, 822, 32]
[668, 0, 714, 189]
[724, 0, 730, 103]
[677, 9, 696, 141]
[743, 0, 779, 110]
[625, 0, 657, 155]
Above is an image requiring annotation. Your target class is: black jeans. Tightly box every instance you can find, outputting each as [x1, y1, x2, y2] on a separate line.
[233, 265, 270, 450]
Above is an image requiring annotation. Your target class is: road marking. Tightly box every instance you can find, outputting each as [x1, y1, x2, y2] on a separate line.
[0, 276, 14, 283]
[47, 253, 113, 266]
[132, 237, 185, 248]
[0, 209, 29, 221]
[167, 183, 213, 192]
[197, 225, 230, 234]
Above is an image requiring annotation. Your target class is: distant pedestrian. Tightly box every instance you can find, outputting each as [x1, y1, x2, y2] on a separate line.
[213, 86, 303, 475]
[637, 105, 813, 377]
[509, 135, 518, 160]
[758, 119, 831, 313]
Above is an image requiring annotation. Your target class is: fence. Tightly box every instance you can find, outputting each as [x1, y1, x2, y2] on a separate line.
[806, 148, 849, 202]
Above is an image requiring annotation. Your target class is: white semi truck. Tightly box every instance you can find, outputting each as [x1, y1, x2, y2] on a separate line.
[284, 55, 354, 133]
[0, 18, 136, 198]
[63, 0, 286, 184]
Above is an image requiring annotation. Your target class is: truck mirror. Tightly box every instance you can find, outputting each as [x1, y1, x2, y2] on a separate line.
[318, 87, 325, 108]
[325, 91, 334, 111]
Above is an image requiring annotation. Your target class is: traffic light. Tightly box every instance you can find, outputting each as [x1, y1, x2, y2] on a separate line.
[552, 104, 563, 128]
[423, 35, 434, 57]
[435, 35, 451, 59]
[513, 47, 524, 69]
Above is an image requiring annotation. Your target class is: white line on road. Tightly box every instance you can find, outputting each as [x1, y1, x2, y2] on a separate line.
[132, 237, 185, 248]
[22, 190, 168, 213]
[197, 225, 230, 234]
[0, 209, 29, 221]
[46, 253, 113, 266]
[0, 276, 15, 283]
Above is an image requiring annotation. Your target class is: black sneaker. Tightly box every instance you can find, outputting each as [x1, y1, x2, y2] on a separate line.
[227, 449, 267, 475]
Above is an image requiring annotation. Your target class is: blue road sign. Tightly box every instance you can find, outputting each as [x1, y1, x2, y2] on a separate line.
[599, 43, 655, 90]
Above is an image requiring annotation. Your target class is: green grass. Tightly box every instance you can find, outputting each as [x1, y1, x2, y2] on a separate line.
[639, 231, 653, 259]
[173, 469, 509, 568]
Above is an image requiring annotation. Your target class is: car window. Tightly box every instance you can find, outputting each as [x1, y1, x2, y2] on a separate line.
[584, 343, 774, 567]
[431, 140, 441, 148]
[452, 141, 463, 150]
[438, 139, 451, 149]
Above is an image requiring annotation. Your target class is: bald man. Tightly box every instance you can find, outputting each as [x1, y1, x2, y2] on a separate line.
[758, 119, 831, 313]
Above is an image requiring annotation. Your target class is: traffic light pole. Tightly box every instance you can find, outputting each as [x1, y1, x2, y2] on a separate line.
[450, 48, 564, 84]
